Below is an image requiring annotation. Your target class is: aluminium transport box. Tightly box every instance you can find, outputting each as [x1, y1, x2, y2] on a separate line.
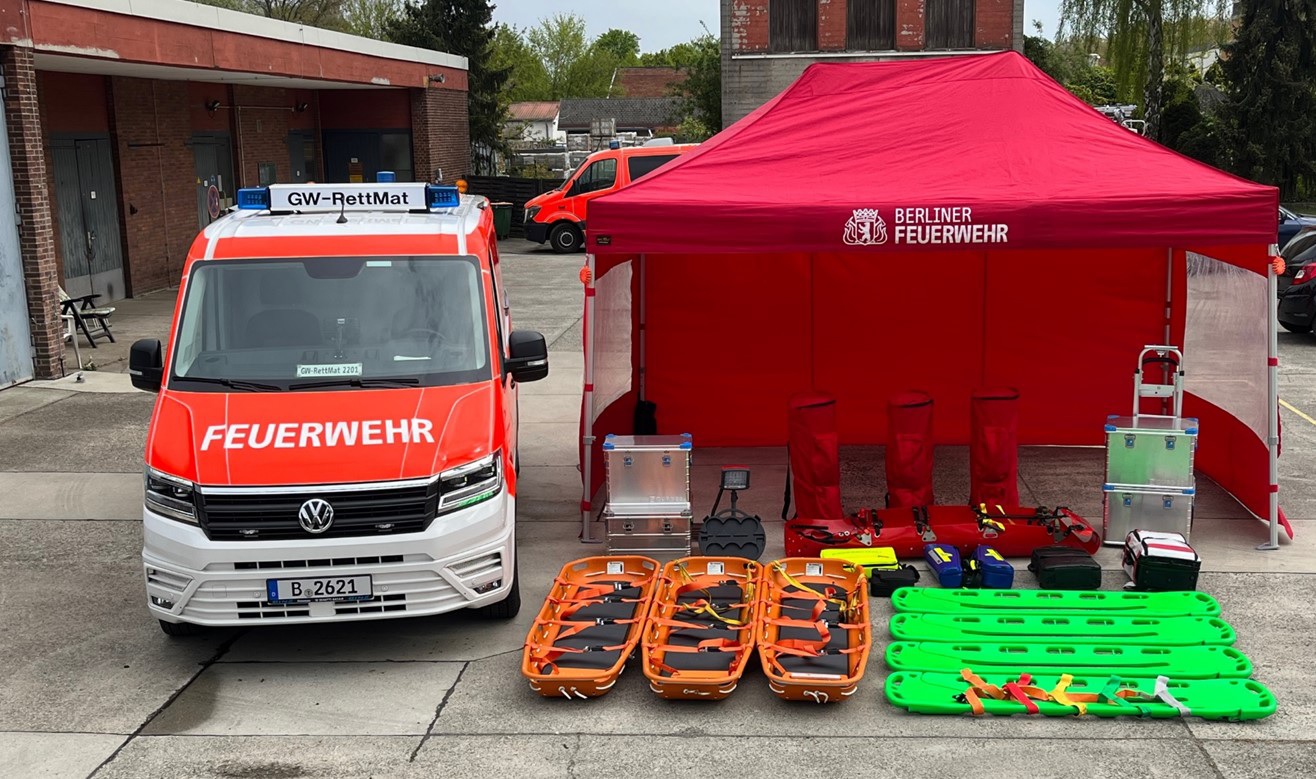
[603, 433, 693, 516]
[604, 510, 693, 560]
[1105, 415, 1197, 489]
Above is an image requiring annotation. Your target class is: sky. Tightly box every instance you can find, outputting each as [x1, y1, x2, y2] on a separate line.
[488, 1, 1067, 53]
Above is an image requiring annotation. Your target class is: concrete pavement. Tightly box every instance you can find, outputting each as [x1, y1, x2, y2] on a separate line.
[3, 240, 1316, 777]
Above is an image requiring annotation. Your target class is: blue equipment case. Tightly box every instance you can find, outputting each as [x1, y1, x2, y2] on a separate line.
[970, 545, 1015, 589]
[923, 543, 963, 588]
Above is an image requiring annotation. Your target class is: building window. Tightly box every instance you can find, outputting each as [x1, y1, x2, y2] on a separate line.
[847, 0, 896, 51]
[926, 0, 975, 49]
[770, 0, 817, 53]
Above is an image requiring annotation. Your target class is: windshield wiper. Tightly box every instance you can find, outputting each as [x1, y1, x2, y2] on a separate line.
[287, 377, 422, 391]
[175, 376, 284, 392]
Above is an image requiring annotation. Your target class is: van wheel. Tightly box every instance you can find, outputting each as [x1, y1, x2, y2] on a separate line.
[158, 619, 204, 637]
[549, 223, 583, 254]
[1280, 321, 1312, 334]
[472, 560, 521, 619]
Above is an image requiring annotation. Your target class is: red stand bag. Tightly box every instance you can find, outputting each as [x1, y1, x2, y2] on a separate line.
[970, 388, 1020, 508]
[886, 391, 934, 508]
[782, 392, 844, 520]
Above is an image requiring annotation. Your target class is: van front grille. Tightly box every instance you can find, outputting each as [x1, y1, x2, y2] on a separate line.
[197, 483, 435, 541]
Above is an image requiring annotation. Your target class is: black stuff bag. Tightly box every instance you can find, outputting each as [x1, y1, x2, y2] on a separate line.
[1028, 546, 1101, 590]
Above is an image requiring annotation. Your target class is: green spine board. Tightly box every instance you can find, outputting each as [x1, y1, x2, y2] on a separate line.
[891, 587, 1220, 617]
[885, 672, 1277, 721]
[886, 642, 1253, 679]
[889, 613, 1235, 646]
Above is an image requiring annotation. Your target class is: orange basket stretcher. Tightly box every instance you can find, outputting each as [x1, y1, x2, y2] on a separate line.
[522, 555, 660, 699]
[757, 557, 872, 703]
[641, 556, 763, 700]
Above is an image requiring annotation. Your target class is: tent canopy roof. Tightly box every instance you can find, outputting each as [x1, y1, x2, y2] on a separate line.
[587, 52, 1277, 258]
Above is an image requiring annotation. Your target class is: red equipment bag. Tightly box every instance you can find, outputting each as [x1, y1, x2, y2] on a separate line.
[782, 392, 844, 520]
[785, 505, 1102, 559]
[886, 391, 934, 508]
[970, 388, 1020, 508]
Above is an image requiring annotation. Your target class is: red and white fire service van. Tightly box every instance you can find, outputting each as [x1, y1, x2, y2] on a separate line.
[127, 181, 547, 635]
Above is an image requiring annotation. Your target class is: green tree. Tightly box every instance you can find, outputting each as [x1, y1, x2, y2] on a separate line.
[1220, 0, 1316, 199]
[1065, 64, 1121, 105]
[1060, 0, 1228, 139]
[389, 1, 511, 168]
[526, 14, 617, 98]
[491, 24, 551, 101]
[639, 41, 701, 69]
[340, 0, 403, 38]
[594, 29, 641, 66]
[670, 33, 721, 139]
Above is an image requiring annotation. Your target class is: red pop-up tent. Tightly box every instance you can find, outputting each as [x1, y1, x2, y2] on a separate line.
[579, 51, 1289, 548]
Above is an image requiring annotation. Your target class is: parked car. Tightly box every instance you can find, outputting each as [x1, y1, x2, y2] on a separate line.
[1279, 266, 1316, 333]
[1278, 206, 1316, 248]
[523, 142, 698, 253]
[1278, 229, 1316, 297]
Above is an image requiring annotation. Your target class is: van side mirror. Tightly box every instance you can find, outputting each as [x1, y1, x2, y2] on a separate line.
[505, 330, 548, 383]
[128, 339, 164, 392]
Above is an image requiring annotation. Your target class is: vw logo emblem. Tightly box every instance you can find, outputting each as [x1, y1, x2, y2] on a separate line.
[298, 498, 335, 534]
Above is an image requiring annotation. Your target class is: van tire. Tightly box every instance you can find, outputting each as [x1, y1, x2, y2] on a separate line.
[158, 619, 205, 637]
[472, 563, 521, 619]
[549, 223, 583, 254]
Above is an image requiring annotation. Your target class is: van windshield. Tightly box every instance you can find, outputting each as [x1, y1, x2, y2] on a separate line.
[169, 256, 490, 391]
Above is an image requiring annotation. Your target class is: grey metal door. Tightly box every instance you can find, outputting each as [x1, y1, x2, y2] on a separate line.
[52, 137, 125, 301]
[192, 134, 234, 229]
[0, 102, 34, 385]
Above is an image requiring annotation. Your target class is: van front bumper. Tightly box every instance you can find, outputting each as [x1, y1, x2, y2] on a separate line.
[142, 490, 515, 626]
[525, 220, 550, 244]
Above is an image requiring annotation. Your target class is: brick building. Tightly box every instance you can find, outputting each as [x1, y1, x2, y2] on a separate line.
[721, 0, 1023, 124]
[0, 0, 469, 385]
[614, 67, 688, 98]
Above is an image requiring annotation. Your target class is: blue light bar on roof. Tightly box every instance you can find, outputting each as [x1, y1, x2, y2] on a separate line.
[425, 185, 460, 209]
[236, 187, 271, 210]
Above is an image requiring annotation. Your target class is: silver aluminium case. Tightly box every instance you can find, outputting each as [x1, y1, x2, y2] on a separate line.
[1102, 346, 1197, 545]
[603, 511, 694, 560]
[602, 433, 693, 516]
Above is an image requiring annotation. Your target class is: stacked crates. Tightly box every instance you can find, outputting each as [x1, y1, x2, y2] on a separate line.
[1103, 347, 1197, 545]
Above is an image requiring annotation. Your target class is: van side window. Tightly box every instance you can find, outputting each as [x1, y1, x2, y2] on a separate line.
[573, 159, 617, 194]
[627, 154, 678, 181]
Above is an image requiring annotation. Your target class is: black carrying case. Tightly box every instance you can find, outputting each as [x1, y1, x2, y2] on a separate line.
[1028, 546, 1102, 590]
[870, 565, 920, 597]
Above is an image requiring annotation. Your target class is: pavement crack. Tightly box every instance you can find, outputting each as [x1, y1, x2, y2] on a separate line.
[409, 660, 469, 762]
[566, 733, 582, 778]
[85, 628, 246, 778]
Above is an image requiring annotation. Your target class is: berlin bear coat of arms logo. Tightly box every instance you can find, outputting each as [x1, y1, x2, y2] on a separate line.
[843, 208, 888, 246]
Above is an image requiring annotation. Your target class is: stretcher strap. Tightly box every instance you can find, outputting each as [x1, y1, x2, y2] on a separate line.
[772, 565, 842, 607]
[1049, 674, 1088, 715]
[764, 633, 864, 677]
[676, 598, 751, 627]
[525, 639, 631, 673]
[650, 616, 751, 632]
[1126, 676, 1191, 717]
[646, 638, 746, 677]
[959, 669, 1148, 717]
[545, 615, 643, 642]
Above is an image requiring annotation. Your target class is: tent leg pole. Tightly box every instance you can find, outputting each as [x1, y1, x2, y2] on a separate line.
[1259, 258, 1280, 551]
[638, 254, 646, 400]
[582, 252, 599, 544]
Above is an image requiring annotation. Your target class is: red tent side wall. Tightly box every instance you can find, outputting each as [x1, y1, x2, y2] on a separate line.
[641, 248, 1169, 446]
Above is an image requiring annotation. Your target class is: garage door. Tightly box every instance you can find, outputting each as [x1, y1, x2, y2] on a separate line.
[0, 106, 34, 386]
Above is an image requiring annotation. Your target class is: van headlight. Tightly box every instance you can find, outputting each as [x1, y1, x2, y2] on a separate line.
[524, 206, 540, 223]
[436, 452, 502, 514]
[145, 467, 198, 524]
